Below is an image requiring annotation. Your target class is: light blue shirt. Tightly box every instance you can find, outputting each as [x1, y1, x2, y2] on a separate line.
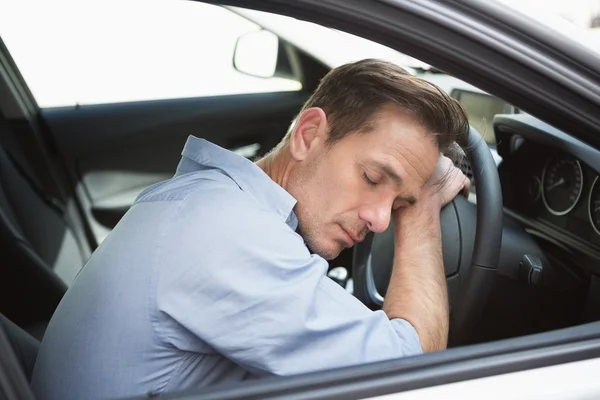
[31, 136, 422, 400]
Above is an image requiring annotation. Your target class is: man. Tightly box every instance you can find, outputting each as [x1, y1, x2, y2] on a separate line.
[31, 59, 470, 400]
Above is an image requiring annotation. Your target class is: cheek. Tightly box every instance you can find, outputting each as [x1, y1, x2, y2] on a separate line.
[294, 162, 336, 216]
[325, 166, 366, 213]
[298, 156, 365, 220]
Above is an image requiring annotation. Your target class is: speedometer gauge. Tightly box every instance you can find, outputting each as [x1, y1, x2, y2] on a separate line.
[589, 177, 600, 235]
[542, 157, 583, 216]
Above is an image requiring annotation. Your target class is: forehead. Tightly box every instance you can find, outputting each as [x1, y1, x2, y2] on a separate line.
[345, 105, 439, 182]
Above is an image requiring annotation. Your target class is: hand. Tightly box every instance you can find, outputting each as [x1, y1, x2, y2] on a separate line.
[392, 155, 469, 228]
[421, 155, 470, 211]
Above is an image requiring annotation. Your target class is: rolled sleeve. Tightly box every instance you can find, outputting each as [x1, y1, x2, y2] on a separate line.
[390, 317, 423, 356]
[155, 187, 422, 377]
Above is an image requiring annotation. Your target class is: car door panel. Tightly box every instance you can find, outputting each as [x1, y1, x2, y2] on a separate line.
[41, 91, 308, 240]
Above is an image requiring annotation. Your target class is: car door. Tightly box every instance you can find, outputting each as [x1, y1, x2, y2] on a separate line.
[160, 320, 600, 399]
[119, 0, 600, 398]
[2, 0, 600, 399]
[0, 1, 324, 246]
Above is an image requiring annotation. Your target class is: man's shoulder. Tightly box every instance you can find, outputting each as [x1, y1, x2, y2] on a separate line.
[135, 169, 243, 205]
[134, 168, 287, 229]
[151, 168, 311, 281]
[129, 166, 301, 258]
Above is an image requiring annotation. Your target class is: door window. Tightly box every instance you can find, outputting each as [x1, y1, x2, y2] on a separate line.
[0, 0, 302, 108]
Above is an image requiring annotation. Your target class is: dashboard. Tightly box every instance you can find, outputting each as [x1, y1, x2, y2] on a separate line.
[496, 114, 600, 256]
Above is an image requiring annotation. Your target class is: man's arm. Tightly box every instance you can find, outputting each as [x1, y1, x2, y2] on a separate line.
[382, 156, 469, 353]
[156, 187, 423, 378]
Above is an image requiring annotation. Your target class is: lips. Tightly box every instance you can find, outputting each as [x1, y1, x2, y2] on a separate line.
[341, 227, 363, 246]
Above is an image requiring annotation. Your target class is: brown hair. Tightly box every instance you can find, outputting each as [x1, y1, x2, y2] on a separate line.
[281, 58, 469, 159]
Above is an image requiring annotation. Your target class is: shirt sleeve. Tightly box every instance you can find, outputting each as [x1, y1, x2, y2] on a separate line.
[155, 186, 422, 377]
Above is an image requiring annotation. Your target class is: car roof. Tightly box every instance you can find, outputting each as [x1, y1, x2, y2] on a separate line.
[230, 6, 490, 98]
[229, 6, 420, 74]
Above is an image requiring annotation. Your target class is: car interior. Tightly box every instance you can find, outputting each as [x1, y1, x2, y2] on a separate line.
[1, 1, 600, 397]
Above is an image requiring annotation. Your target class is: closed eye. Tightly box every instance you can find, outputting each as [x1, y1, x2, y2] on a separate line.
[363, 172, 378, 187]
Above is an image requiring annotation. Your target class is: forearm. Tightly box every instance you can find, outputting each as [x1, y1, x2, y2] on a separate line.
[382, 200, 449, 352]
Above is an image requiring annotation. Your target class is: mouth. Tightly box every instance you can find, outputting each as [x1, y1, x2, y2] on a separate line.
[340, 227, 362, 247]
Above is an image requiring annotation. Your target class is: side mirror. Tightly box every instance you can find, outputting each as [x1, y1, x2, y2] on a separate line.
[233, 30, 279, 79]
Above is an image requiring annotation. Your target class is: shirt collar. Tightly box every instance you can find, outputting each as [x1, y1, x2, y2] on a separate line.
[176, 136, 298, 229]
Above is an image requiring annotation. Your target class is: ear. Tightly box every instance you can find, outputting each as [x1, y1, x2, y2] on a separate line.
[289, 108, 328, 162]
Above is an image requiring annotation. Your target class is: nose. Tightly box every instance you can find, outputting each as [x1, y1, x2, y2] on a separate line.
[358, 203, 391, 233]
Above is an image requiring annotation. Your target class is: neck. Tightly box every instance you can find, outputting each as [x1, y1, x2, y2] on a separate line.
[255, 147, 293, 191]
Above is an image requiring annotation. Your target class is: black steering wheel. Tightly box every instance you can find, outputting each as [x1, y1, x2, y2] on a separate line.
[352, 128, 503, 346]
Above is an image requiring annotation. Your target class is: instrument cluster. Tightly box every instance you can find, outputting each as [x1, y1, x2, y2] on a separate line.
[503, 149, 600, 246]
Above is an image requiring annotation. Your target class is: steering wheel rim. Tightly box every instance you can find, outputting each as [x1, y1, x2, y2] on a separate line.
[352, 127, 503, 346]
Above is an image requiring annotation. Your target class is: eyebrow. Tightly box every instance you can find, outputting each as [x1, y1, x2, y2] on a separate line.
[369, 161, 418, 205]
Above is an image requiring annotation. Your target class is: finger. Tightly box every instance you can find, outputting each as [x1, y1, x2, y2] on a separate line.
[462, 177, 471, 197]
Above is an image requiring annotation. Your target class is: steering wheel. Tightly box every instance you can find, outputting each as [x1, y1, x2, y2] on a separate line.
[352, 127, 503, 346]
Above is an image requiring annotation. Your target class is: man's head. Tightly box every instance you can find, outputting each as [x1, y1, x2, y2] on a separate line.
[258, 59, 469, 260]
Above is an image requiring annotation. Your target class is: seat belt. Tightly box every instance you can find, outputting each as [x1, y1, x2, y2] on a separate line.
[0, 114, 94, 256]
[0, 116, 66, 216]
[0, 326, 35, 400]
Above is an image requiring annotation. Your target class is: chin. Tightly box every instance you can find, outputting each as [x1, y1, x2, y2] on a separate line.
[310, 242, 343, 261]
[300, 227, 343, 260]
